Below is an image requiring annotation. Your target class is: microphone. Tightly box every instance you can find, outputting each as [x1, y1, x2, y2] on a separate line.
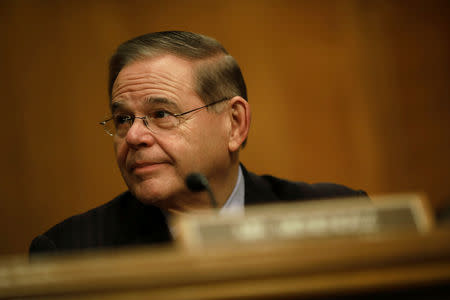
[185, 173, 218, 208]
[29, 235, 57, 261]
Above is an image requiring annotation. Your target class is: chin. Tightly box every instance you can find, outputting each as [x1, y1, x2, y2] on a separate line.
[128, 177, 183, 205]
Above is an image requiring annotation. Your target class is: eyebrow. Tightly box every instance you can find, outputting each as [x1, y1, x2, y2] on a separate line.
[110, 101, 125, 113]
[110, 97, 179, 114]
[145, 97, 179, 110]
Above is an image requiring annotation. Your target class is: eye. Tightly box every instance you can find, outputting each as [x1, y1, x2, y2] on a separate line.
[113, 114, 132, 125]
[148, 109, 179, 130]
[151, 110, 173, 119]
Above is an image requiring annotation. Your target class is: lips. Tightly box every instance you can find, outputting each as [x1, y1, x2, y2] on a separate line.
[128, 160, 170, 175]
[130, 161, 162, 170]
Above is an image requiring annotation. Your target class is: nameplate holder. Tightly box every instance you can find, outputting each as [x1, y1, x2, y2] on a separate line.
[172, 193, 434, 249]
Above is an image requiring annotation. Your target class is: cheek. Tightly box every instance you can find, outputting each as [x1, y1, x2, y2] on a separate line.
[113, 139, 127, 166]
[156, 128, 203, 171]
[179, 118, 228, 161]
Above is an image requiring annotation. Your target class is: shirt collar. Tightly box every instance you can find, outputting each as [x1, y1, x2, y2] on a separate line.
[219, 165, 245, 215]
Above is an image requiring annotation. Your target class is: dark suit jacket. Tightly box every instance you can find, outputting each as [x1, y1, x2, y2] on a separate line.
[29, 166, 366, 256]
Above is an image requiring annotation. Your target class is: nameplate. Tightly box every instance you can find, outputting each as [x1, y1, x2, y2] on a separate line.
[173, 193, 434, 249]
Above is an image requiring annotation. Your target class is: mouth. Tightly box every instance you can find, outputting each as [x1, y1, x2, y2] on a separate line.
[130, 161, 168, 174]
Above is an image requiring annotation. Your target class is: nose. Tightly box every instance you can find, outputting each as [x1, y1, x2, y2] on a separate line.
[125, 117, 156, 148]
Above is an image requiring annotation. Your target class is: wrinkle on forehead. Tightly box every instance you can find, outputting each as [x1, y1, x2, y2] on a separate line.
[111, 56, 196, 101]
[112, 96, 179, 113]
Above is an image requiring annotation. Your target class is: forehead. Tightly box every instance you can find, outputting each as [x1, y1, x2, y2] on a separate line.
[111, 55, 197, 105]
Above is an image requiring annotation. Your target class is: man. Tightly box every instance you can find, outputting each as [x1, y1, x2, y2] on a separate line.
[30, 31, 366, 255]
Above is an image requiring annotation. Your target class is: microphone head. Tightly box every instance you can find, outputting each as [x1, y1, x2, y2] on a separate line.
[185, 173, 209, 192]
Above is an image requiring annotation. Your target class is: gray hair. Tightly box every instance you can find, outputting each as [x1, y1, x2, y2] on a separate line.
[108, 31, 247, 106]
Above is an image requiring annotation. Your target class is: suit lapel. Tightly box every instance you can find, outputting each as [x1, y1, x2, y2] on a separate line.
[241, 164, 279, 206]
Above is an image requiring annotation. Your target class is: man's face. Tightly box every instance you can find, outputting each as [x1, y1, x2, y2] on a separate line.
[111, 55, 232, 206]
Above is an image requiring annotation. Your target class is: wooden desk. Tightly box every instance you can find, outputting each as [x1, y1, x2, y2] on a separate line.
[1, 229, 450, 299]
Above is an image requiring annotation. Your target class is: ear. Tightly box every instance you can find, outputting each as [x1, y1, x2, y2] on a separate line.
[228, 96, 251, 152]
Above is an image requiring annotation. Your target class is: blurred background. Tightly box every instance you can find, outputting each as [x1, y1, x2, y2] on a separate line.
[0, 0, 449, 256]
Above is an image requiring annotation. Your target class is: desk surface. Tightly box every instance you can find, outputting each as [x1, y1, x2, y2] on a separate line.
[1, 228, 450, 299]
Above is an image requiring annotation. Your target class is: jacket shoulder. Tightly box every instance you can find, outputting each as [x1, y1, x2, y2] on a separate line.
[260, 174, 367, 200]
[29, 192, 131, 255]
[242, 166, 366, 205]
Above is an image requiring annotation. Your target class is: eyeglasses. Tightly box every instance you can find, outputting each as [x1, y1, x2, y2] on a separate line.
[100, 98, 229, 137]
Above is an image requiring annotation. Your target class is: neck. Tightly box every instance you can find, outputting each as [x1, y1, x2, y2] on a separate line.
[209, 163, 240, 208]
